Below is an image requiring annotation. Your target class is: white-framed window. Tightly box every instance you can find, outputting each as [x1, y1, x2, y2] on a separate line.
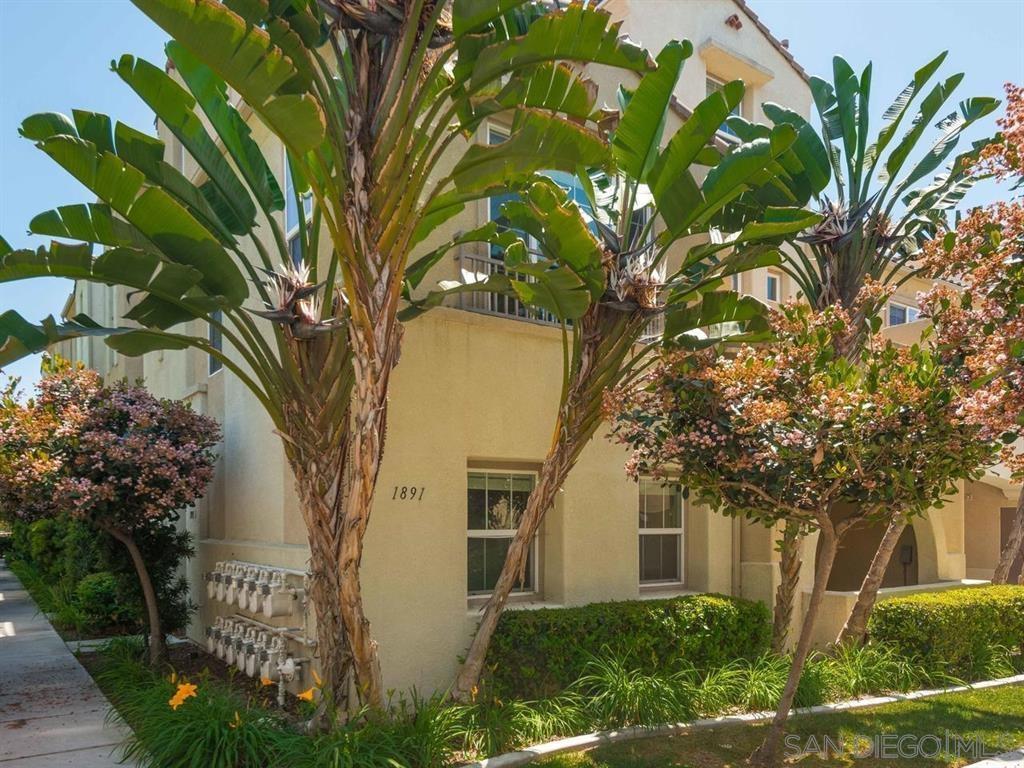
[467, 470, 537, 597]
[284, 151, 313, 266]
[639, 478, 685, 586]
[208, 309, 223, 375]
[706, 76, 742, 137]
[887, 301, 920, 326]
[766, 270, 781, 303]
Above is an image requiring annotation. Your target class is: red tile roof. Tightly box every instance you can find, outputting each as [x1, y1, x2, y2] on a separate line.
[730, 0, 810, 83]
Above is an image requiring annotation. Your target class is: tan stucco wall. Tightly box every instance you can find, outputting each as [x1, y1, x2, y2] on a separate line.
[965, 480, 1016, 579]
[185, 308, 731, 695]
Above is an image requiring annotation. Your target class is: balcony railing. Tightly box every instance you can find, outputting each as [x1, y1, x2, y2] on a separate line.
[455, 251, 561, 326]
[454, 250, 666, 342]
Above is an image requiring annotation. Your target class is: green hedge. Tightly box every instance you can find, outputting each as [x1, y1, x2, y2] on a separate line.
[483, 593, 771, 699]
[868, 585, 1024, 674]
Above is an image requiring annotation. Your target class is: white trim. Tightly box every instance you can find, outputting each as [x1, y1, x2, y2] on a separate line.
[886, 300, 920, 326]
[638, 478, 685, 587]
[706, 74, 743, 141]
[766, 269, 782, 303]
[467, 469, 540, 599]
[283, 147, 313, 256]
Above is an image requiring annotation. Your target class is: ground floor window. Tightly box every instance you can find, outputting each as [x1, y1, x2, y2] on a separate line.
[467, 471, 536, 596]
[639, 478, 684, 586]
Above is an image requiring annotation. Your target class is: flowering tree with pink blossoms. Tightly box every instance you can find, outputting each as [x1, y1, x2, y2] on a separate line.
[0, 360, 100, 522]
[921, 86, 1024, 583]
[607, 302, 993, 767]
[0, 362, 219, 665]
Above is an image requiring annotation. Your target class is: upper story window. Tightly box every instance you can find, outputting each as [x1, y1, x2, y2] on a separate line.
[887, 302, 920, 326]
[208, 309, 223, 375]
[766, 270, 781, 303]
[706, 76, 742, 137]
[639, 478, 684, 586]
[467, 470, 537, 597]
[731, 272, 741, 293]
[486, 126, 597, 259]
[285, 153, 313, 267]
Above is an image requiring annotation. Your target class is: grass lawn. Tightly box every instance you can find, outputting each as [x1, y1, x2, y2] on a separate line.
[539, 684, 1024, 768]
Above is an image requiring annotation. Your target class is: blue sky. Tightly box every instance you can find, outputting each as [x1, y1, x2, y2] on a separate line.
[1, 0, 1022, 389]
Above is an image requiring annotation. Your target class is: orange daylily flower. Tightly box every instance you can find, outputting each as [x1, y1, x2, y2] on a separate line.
[168, 682, 198, 710]
[297, 687, 315, 702]
[260, 677, 275, 687]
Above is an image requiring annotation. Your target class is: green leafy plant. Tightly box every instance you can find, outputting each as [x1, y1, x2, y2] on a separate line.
[821, 642, 927, 698]
[483, 594, 770, 700]
[730, 654, 790, 712]
[76, 572, 136, 626]
[869, 586, 1024, 676]
[609, 302, 997, 766]
[27, 518, 63, 578]
[97, 656, 298, 768]
[570, 652, 698, 728]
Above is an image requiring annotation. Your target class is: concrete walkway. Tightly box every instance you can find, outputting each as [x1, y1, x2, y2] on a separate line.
[969, 748, 1024, 768]
[0, 559, 130, 766]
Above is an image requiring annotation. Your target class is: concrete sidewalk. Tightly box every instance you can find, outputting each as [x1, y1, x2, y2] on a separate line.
[0, 558, 131, 767]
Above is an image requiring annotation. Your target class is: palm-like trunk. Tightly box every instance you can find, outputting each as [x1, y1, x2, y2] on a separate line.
[771, 522, 802, 653]
[453, 303, 643, 700]
[102, 523, 165, 667]
[837, 514, 906, 645]
[751, 516, 840, 768]
[289, 446, 353, 715]
[993, 486, 1024, 584]
[332, 288, 403, 710]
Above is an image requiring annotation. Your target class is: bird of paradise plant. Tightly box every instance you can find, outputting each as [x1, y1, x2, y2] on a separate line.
[0, 0, 659, 712]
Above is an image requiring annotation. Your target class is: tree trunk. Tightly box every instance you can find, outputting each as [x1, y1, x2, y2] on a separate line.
[281, 282, 399, 713]
[103, 523, 165, 667]
[329, 315, 402, 711]
[750, 518, 839, 768]
[837, 514, 906, 646]
[453, 304, 641, 701]
[453, 439, 574, 699]
[993, 485, 1024, 584]
[771, 522, 802, 654]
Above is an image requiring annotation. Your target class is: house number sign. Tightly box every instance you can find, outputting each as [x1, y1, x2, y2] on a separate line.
[392, 485, 426, 501]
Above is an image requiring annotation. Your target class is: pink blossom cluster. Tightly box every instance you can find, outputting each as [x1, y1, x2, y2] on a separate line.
[921, 85, 1024, 479]
[0, 365, 220, 531]
[607, 303, 996, 528]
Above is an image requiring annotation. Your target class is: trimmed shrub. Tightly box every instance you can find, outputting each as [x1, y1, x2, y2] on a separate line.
[77, 572, 138, 626]
[483, 593, 771, 699]
[868, 585, 1024, 676]
[28, 518, 64, 577]
[10, 513, 192, 636]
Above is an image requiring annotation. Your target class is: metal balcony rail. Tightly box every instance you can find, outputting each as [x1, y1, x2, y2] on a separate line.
[454, 250, 669, 342]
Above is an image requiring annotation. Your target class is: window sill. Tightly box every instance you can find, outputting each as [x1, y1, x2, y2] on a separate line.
[638, 584, 696, 600]
[466, 597, 562, 615]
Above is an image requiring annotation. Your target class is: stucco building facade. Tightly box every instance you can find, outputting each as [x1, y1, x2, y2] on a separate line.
[54, 0, 1018, 698]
